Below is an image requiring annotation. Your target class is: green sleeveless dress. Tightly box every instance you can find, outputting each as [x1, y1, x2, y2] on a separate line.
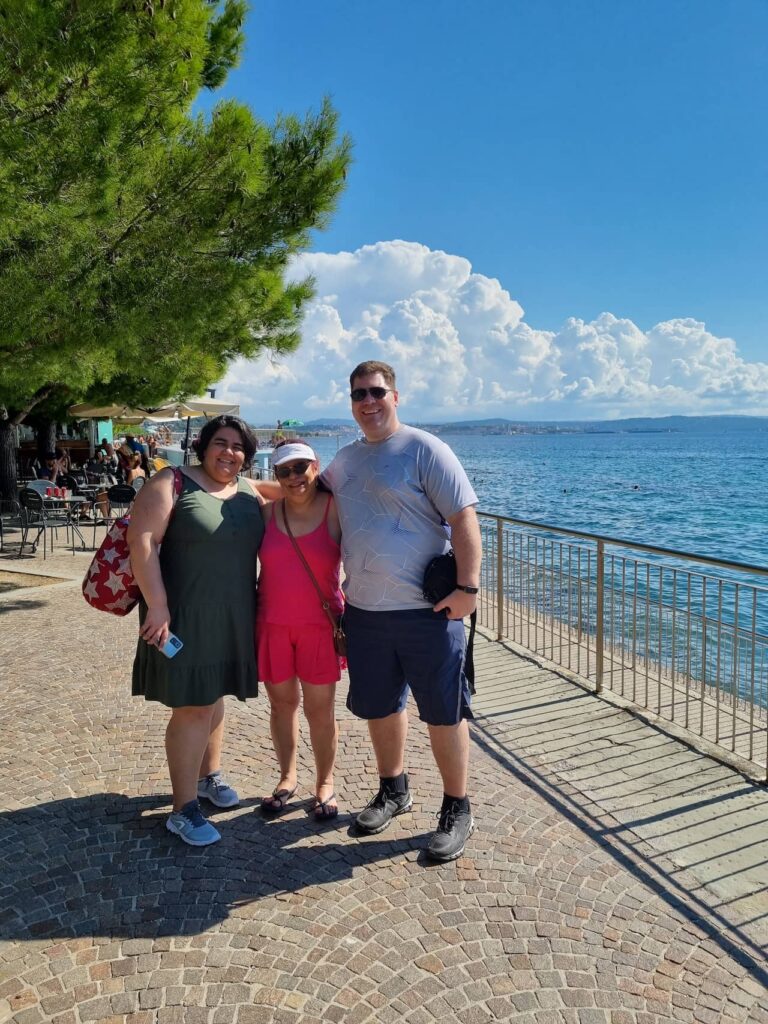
[132, 473, 265, 707]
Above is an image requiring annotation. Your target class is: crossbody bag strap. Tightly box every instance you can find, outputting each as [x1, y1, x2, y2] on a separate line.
[172, 467, 184, 502]
[280, 500, 339, 633]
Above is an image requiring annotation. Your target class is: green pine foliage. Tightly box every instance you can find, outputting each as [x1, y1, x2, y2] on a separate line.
[0, 0, 350, 498]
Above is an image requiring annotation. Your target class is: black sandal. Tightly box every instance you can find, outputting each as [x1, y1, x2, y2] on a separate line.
[309, 792, 339, 820]
[261, 785, 298, 815]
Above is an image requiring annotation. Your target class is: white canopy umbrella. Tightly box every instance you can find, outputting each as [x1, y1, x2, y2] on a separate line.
[143, 397, 241, 465]
[67, 402, 150, 423]
[68, 397, 240, 460]
[67, 402, 151, 454]
[145, 397, 240, 420]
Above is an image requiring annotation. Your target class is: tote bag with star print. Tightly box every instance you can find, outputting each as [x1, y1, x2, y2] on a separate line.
[82, 468, 183, 616]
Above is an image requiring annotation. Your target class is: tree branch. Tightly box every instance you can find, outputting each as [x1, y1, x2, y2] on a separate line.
[7, 384, 55, 426]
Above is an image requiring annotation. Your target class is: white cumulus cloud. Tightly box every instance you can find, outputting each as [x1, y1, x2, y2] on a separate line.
[217, 240, 768, 422]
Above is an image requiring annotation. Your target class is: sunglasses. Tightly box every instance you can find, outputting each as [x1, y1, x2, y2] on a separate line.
[275, 460, 312, 479]
[350, 386, 393, 402]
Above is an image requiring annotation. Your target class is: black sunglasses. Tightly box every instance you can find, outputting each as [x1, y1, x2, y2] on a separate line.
[350, 386, 393, 402]
[275, 460, 312, 479]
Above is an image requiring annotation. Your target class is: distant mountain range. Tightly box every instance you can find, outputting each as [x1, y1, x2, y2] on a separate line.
[256, 414, 768, 434]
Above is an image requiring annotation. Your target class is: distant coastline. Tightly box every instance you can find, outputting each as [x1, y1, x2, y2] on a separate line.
[251, 413, 768, 438]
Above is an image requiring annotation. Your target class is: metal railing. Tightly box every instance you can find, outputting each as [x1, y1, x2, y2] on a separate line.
[477, 513, 768, 779]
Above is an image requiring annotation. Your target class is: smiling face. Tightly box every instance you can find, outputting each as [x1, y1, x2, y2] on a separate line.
[201, 427, 246, 484]
[276, 458, 319, 505]
[350, 371, 400, 443]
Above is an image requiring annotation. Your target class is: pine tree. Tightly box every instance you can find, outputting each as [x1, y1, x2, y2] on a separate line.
[0, 0, 350, 500]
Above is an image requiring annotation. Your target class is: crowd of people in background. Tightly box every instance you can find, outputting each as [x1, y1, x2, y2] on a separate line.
[26, 433, 155, 489]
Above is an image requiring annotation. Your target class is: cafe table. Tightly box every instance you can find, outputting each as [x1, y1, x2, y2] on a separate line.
[42, 494, 88, 550]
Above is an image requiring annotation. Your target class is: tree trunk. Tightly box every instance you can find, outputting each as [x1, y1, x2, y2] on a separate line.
[35, 419, 57, 461]
[0, 420, 19, 508]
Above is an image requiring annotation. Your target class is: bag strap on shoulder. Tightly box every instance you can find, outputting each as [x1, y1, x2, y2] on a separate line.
[280, 500, 340, 633]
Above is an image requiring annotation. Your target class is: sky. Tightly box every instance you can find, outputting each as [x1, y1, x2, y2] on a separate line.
[198, 1, 768, 423]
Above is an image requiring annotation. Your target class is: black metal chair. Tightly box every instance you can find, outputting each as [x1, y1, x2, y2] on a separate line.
[0, 498, 24, 554]
[106, 484, 136, 523]
[18, 488, 73, 558]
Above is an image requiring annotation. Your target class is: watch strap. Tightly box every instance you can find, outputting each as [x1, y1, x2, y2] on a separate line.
[456, 584, 479, 594]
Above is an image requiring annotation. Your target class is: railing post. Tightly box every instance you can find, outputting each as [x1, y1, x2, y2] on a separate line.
[496, 519, 504, 641]
[596, 539, 604, 693]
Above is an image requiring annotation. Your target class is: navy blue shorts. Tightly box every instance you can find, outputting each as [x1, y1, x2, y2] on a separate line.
[344, 604, 473, 727]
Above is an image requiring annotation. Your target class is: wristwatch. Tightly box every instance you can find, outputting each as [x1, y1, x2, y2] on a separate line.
[455, 584, 479, 594]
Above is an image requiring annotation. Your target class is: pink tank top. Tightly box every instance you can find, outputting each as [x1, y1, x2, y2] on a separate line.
[257, 496, 343, 626]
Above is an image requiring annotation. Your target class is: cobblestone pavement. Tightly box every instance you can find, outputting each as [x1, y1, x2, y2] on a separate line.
[1, 542, 768, 1024]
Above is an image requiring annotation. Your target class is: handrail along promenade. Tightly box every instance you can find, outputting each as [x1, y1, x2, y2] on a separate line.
[477, 511, 768, 780]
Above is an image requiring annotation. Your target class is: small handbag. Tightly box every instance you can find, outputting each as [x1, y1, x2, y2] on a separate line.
[280, 500, 347, 658]
[82, 468, 183, 617]
[422, 549, 458, 605]
[422, 548, 477, 695]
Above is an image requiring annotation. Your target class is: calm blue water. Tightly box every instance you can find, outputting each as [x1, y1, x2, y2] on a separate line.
[309, 423, 768, 569]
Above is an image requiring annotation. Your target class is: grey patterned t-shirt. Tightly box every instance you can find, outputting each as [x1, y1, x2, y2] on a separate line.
[323, 425, 478, 611]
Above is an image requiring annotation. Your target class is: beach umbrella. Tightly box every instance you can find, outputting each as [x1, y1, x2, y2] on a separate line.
[67, 402, 150, 423]
[144, 397, 240, 464]
[67, 402, 151, 453]
[147, 397, 240, 419]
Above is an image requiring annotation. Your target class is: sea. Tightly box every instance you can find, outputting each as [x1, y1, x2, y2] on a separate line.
[306, 421, 768, 571]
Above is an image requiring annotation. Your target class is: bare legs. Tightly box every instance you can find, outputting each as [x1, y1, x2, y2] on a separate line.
[165, 697, 225, 811]
[368, 710, 469, 796]
[264, 678, 337, 804]
[428, 719, 469, 797]
[303, 682, 338, 804]
[367, 710, 408, 778]
[264, 679, 300, 797]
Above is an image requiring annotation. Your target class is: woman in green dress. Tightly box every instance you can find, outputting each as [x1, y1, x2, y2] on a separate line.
[128, 415, 265, 846]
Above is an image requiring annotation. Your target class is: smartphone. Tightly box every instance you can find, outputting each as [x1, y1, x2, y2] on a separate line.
[159, 633, 184, 659]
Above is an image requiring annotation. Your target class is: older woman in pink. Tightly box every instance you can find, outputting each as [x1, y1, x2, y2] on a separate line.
[256, 439, 343, 819]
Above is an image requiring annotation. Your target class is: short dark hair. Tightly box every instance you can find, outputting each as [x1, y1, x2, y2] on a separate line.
[45, 451, 57, 461]
[349, 361, 396, 390]
[194, 414, 257, 468]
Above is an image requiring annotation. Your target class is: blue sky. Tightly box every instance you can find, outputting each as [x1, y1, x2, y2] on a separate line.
[201, 1, 768, 422]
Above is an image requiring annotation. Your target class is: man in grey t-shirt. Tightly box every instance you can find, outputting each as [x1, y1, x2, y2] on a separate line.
[324, 360, 482, 861]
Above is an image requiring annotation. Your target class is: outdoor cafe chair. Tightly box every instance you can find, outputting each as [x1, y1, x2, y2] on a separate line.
[18, 487, 74, 559]
[0, 498, 24, 554]
[106, 484, 136, 524]
[24, 479, 52, 496]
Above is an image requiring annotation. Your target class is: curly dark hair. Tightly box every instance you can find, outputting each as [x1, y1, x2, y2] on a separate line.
[193, 415, 257, 468]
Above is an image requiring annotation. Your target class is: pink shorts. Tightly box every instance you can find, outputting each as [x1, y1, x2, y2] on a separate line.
[256, 620, 342, 685]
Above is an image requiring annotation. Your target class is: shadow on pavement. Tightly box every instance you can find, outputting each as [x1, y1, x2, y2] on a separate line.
[0, 793, 421, 942]
[0, 597, 47, 615]
[470, 716, 768, 990]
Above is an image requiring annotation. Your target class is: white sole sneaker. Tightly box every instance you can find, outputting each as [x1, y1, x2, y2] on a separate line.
[166, 815, 221, 846]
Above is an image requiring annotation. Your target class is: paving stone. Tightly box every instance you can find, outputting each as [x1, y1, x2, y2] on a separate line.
[1, 551, 767, 1024]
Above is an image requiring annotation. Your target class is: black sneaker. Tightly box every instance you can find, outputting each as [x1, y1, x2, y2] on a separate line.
[425, 799, 475, 861]
[355, 775, 413, 834]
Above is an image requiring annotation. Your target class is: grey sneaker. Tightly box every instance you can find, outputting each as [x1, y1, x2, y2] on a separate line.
[356, 775, 413, 834]
[425, 798, 475, 861]
[166, 801, 221, 846]
[197, 772, 239, 808]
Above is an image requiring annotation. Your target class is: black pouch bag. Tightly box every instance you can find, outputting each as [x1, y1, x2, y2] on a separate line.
[422, 549, 477, 695]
